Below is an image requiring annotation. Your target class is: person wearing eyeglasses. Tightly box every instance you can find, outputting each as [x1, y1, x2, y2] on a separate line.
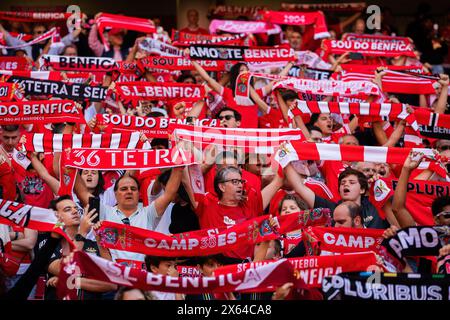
[216, 107, 241, 128]
[191, 166, 283, 264]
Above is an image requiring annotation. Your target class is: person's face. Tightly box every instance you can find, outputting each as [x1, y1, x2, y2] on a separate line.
[280, 199, 301, 215]
[187, 10, 199, 25]
[437, 141, 450, 154]
[314, 114, 332, 135]
[239, 64, 249, 73]
[308, 130, 323, 143]
[63, 47, 77, 56]
[339, 174, 364, 201]
[182, 77, 195, 84]
[121, 289, 146, 300]
[357, 162, 377, 180]
[329, 30, 337, 40]
[33, 26, 46, 39]
[333, 204, 362, 228]
[218, 110, 240, 128]
[199, 259, 221, 277]
[81, 170, 99, 190]
[110, 33, 124, 46]
[0, 130, 20, 152]
[340, 135, 359, 146]
[434, 204, 450, 226]
[375, 163, 390, 177]
[115, 177, 139, 209]
[354, 19, 365, 34]
[219, 171, 244, 201]
[56, 199, 80, 227]
[288, 32, 302, 50]
[151, 260, 177, 275]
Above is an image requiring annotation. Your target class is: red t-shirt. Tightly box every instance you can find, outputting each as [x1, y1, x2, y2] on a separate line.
[0, 162, 16, 200]
[179, 27, 209, 35]
[220, 87, 266, 128]
[204, 167, 261, 197]
[194, 190, 263, 259]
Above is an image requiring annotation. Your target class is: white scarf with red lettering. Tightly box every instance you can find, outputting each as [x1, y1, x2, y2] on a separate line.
[209, 19, 282, 35]
[96, 13, 156, 51]
[259, 10, 330, 39]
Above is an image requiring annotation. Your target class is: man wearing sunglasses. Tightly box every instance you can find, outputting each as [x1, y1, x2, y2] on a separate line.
[216, 107, 241, 128]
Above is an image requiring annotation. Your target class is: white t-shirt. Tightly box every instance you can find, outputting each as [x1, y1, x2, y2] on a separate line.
[152, 202, 175, 235]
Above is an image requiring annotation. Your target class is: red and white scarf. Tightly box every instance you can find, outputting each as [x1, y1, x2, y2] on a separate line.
[339, 69, 436, 95]
[63, 147, 194, 170]
[272, 77, 381, 99]
[189, 44, 295, 62]
[259, 10, 330, 39]
[281, 2, 367, 12]
[288, 100, 419, 131]
[96, 13, 156, 51]
[0, 57, 31, 71]
[115, 82, 205, 103]
[96, 208, 330, 257]
[0, 83, 21, 101]
[39, 54, 118, 72]
[138, 56, 229, 72]
[96, 114, 218, 138]
[275, 141, 436, 168]
[214, 252, 382, 288]
[172, 123, 305, 154]
[138, 38, 183, 57]
[209, 19, 282, 35]
[209, 5, 268, 18]
[323, 39, 416, 58]
[0, 27, 57, 50]
[370, 178, 450, 225]
[0, 12, 70, 22]
[0, 100, 84, 125]
[171, 30, 247, 46]
[58, 251, 300, 299]
[19, 132, 141, 153]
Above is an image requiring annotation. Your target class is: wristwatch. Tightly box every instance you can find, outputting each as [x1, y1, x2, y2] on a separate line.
[75, 234, 87, 242]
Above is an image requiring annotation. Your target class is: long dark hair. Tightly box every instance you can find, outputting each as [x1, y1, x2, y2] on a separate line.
[229, 62, 249, 95]
[79, 170, 105, 196]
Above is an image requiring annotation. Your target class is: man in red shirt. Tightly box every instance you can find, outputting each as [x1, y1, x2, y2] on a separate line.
[180, 9, 209, 35]
[193, 166, 283, 263]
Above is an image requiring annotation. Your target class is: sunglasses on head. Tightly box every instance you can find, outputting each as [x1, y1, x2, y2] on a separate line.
[218, 115, 234, 121]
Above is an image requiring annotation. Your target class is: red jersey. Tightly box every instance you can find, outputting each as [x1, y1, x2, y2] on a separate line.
[204, 167, 261, 198]
[179, 27, 209, 35]
[194, 189, 263, 259]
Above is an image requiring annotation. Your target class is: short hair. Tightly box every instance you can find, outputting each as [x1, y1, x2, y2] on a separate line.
[214, 166, 241, 199]
[114, 287, 153, 300]
[113, 174, 140, 192]
[49, 195, 73, 211]
[431, 196, 450, 216]
[62, 44, 78, 55]
[145, 255, 176, 270]
[147, 111, 165, 118]
[1, 125, 19, 132]
[308, 113, 321, 126]
[340, 201, 362, 221]
[338, 134, 359, 145]
[217, 107, 242, 122]
[278, 194, 308, 214]
[306, 124, 322, 134]
[151, 138, 169, 149]
[196, 254, 223, 266]
[281, 90, 298, 101]
[338, 168, 369, 194]
[177, 73, 196, 84]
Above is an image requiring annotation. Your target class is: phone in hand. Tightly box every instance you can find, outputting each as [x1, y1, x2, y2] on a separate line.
[88, 196, 100, 223]
[348, 52, 364, 60]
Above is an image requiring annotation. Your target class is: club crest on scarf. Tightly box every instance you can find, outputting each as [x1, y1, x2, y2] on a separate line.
[98, 227, 128, 249]
[374, 179, 391, 202]
[247, 219, 275, 242]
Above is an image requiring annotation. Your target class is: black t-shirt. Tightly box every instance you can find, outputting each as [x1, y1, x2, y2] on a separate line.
[168, 203, 200, 234]
[313, 195, 389, 229]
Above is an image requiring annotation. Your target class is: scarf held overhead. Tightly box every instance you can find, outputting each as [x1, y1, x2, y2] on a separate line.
[209, 19, 282, 35]
[323, 39, 416, 58]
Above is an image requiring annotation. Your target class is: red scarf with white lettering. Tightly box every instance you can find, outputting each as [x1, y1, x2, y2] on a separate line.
[95, 209, 331, 257]
[171, 123, 305, 154]
[19, 132, 142, 153]
[214, 252, 382, 288]
[323, 39, 416, 58]
[96, 13, 156, 51]
[137, 56, 229, 72]
[369, 178, 450, 226]
[259, 10, 330, 39]
[115, 82, 205, 104]
[57, 251, 302, 299]
[0, 56, 31, 71]
[304, 227, 384, 254]
[210, 5, 268, 19]
[0, 100, 84, 125]
[281, 2, 366, 12]
[171, 30, 247, 46]
[39, 54, 118, 72]
[96, 114, 219, 138]
[0, 27, 57, 50]
[0, 11, 70, 22]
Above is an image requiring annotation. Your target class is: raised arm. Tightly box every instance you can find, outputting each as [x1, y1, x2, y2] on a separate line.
[153, 167, 184, 217]
[29, 153, 60, 195]
[391, 151, 424, 228]
[284, 162, 316, 208]
[261, 172, 283, 210]
[432, 74, 449, 114]
[191, 60, 223, 93]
